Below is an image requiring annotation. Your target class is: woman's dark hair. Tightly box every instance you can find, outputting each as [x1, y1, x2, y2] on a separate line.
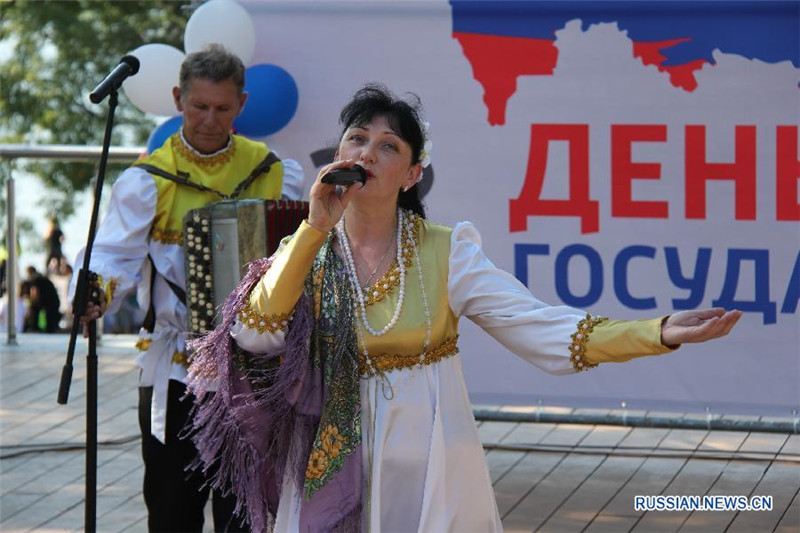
[339, 84, 426, 218]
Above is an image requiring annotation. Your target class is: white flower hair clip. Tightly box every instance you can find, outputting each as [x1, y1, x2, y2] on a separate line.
[419, 121, 432, 169]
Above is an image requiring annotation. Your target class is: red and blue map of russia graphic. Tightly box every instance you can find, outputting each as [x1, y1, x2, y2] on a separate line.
[451, 1, 799, 126]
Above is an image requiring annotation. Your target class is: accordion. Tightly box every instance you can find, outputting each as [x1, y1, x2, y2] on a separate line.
[183, 199, 309, 334]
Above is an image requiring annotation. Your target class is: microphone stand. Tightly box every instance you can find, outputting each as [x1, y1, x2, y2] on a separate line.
[58, 90, 120, 533]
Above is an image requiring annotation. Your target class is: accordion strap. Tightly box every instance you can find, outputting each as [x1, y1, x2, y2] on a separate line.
[136, 151, 281, 200]
[230, 151, 280, 199]
[142, 255, 187, 334]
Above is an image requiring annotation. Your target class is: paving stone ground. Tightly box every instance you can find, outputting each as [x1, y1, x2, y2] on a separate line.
[1, 333, 798, 532]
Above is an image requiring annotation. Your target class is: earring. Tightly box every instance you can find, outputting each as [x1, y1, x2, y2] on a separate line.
[402, 186, 409, 192]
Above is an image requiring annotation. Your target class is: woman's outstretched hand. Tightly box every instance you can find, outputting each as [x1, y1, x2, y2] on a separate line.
[660, 308, 742, 347]
[307, 158, 363, 234]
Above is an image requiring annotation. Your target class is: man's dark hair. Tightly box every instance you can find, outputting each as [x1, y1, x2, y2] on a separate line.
[179, 43, 245, 95]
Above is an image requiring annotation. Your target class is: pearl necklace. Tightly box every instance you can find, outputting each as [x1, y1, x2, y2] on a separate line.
[408, 215, 432, 365]
[337, 211, 405, 337]
[338, 209, 433, 377]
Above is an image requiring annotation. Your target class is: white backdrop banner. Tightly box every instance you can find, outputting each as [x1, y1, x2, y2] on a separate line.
[241, 0, 799, 416]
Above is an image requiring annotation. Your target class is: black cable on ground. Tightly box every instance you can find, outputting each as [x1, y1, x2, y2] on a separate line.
[0, 434, 140, 460]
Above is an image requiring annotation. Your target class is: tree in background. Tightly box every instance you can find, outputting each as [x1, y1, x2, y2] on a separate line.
[0, 0, 190, 220]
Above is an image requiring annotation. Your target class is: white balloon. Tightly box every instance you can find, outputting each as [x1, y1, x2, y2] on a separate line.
[184, 0, 256, 65]
[124, 44, 185, 117]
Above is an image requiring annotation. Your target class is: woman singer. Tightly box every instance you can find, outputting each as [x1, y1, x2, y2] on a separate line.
[186, 84, 741, 532]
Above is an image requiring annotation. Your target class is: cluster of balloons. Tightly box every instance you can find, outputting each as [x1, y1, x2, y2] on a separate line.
[127, 0, 298, 153]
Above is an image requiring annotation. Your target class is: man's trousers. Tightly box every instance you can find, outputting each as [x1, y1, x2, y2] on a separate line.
[139, 380, 249, 532]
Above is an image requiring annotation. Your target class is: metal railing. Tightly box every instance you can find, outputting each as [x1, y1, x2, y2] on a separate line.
[0, 144, 145, 162]
[473, 408, 799, 434]
[1, 144, 145, 343]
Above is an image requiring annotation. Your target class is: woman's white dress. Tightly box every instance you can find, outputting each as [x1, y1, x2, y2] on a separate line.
[230, 216, 670, 532]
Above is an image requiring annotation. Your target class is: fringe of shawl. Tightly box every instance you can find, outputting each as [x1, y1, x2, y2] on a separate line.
[184, 256, 319, 532]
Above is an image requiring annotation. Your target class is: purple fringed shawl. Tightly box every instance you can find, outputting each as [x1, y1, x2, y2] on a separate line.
[185, 248, 362, 532]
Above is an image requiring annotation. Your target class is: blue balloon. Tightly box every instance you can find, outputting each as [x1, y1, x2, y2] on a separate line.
[234, 64, 298, 137]
[146, 115, 183, 154]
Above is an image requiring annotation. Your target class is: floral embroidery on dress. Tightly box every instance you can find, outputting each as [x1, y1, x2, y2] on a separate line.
[569, 313, 607, 372]
[319, 424, 345, 459]
[238, 301, 293, 334]
[172, 350, 190, 368]
[305, 450, 329, 480]
[172, 132, 237, 167]
[135, 337, 152, 351]
[359, 335, 460, 376]
[151, 227, 183, 245]
[94, 274, 120, 308]
[362, 211, 421, 306]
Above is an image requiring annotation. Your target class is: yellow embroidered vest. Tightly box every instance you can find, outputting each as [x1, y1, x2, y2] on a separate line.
[245, 215, 461, 375]
[135, 133, 284, 245]
[357, 217, 460, 374]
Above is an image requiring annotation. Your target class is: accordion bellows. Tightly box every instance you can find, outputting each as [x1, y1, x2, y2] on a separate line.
[183, 199, 309, 334]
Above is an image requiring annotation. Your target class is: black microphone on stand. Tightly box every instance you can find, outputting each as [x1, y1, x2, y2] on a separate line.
[89, 55, 140, 104]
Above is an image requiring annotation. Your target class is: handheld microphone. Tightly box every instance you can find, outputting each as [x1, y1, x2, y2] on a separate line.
[321, 164, 368, 186]
[89, 55, 140, 104]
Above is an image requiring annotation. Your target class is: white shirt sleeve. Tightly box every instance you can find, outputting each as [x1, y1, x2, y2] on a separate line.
[230, 321, 287, 354]
[447, 222, 585, 375]
[280, 158, 305, 200]
[69, 167, 156, 315]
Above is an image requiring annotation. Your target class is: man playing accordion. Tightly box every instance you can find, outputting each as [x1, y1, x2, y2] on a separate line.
[71, 43, 303, 532]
